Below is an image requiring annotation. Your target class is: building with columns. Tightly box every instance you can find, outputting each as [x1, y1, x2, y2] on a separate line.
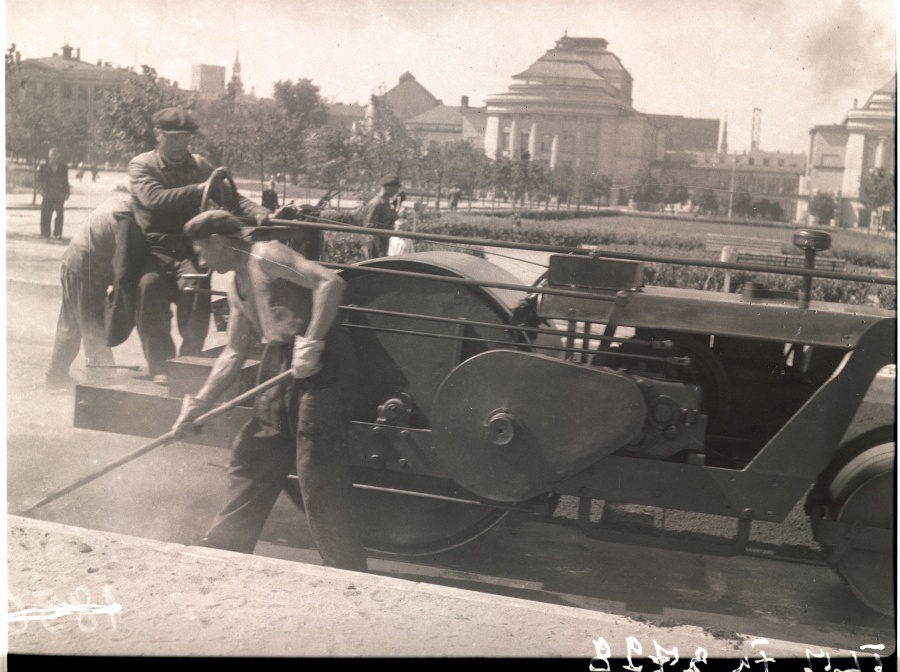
[482, 35, 663, 192]
[804, 76, 896, 228]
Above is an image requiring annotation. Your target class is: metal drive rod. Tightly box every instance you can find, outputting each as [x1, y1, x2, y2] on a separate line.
[321, 261, 620, 302]
[344, 321, 690, 366]
[340, 304, 663, 347]
[268, 217, 897, 285]
[17, 370, 295, 515]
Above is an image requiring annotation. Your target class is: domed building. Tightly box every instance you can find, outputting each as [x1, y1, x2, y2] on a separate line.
[482, 35, 667, 196]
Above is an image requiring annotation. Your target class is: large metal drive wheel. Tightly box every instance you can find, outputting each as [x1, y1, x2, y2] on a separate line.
[290, 252, 534, 556]
[810, 427, 895, 616]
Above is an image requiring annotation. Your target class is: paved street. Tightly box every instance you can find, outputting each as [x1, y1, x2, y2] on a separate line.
[5, 175, 895, 656]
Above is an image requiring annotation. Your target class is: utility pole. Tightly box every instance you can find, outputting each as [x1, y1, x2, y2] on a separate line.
[727, 154, 736, 219]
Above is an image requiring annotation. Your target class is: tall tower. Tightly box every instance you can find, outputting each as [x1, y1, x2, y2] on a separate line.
[229, 48, 244, 97]
[720, 120, 728, 154]
[751, 108, 762, 151]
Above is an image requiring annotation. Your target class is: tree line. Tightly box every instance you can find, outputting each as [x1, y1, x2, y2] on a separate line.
[5, 62, 618, 207]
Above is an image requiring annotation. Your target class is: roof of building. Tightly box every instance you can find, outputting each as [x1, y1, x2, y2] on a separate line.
[327, 102, 366, 118]
[378, 73, 441, 120]
[514, 58, 611, 84]
[407, 104, 463, 126]
[502, 35, 630, 106]
[16, 55, 131, 81]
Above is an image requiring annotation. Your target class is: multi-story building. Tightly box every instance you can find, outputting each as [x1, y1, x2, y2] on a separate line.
[6, 44, 133, 124]
[405, 96, 488, 147]
[482, 36, 663, 190]
[804, 76, 896, 228]
[660, 150, 806, 220]
[191, 64, 226, 100]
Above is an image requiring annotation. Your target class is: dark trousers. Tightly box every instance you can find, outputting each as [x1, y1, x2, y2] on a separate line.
[136, 254, 210, 376]
[40, 197, 65, 237]
[363, 228, 391, 259]
[46, 266, 114, 381]
[203, 330, 367, 571]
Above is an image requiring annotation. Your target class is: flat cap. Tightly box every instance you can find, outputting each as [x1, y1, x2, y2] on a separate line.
[184, 210, 243, 240]
[152, 107, 199, 133]
[380, 175, 402, 188]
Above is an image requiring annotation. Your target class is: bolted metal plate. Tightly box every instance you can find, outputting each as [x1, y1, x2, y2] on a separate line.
[431, 350, 647, 501]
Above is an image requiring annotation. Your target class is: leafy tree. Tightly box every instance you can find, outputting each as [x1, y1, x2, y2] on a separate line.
[859, 167, 895, 228]
[632, 171, 662, 211]
[440, 140, 492, 204]
[807, 192, 836, 225]
[355, 95, 419, 187]
[99, 65, 192, 159]
[731, 191, 753, 218]
[273, 79, 329, 130]
[663, 183, 690, 213]
[307, 124, 358, 196]
[581, 172, 612, 206]
[695, 188, 718, 216]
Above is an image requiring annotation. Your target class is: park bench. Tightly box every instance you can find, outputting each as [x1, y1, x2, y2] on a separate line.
[705, 233, 846, 291]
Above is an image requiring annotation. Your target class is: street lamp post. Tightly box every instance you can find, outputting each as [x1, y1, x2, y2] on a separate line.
[727, 155, 736, 219]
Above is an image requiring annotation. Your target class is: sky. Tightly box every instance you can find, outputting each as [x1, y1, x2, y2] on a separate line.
[4, 0, 897, 154]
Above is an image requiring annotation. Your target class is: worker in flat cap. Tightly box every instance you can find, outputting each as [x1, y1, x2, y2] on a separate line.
[172, 210, 367, 571]
[129, 107, 270, 385]
[360, 175, 402, 259]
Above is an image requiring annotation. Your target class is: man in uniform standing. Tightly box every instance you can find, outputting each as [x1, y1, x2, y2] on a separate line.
[129, 107, 269, 385]
[38, 147, 70, 239]
[361, 176, 401, 259]
[171, 210, 367, 571]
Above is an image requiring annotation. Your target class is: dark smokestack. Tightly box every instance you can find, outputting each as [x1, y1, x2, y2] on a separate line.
[461, 96, 469, 108]
[76, 48, 80, 61]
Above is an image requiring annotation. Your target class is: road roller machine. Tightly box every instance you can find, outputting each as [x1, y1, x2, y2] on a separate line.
[72, 178, 896, 616]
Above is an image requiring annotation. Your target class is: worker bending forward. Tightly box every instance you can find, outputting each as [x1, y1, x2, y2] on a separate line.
[172, 210, 367, 571]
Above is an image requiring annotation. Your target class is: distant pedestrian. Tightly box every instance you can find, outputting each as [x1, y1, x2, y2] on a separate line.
[37, 147, 70, 239]
[262, 179, 280, 211]
[90, 164, 100, 182]
[75, 161, 85, 181]
[448, 186, 462, 211]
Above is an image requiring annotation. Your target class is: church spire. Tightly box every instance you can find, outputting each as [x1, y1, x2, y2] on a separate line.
[229, 47, 244, 97]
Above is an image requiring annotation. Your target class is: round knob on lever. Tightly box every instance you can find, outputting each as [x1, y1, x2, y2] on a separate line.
[792, 229, 832, 253]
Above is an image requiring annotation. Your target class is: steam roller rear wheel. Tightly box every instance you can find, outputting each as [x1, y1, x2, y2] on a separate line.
[811, 427, 895, 616]
[288, 251, 534, 556]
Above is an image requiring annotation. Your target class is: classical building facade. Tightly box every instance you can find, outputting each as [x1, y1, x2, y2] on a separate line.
[6, 44, 133, 124]
[804, 76, 896, 228]
[660, 150, 806, 220]
[482, 36, 663, 190]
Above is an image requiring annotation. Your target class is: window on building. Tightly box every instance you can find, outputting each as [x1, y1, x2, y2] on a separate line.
[748, 157, 755, 166]
[61, 84, 73, 100]
[540, 135, 551, 152]
[520, 131, 530, 153]
[821, 154, 842, 167]
[502, 131, 511, 151]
